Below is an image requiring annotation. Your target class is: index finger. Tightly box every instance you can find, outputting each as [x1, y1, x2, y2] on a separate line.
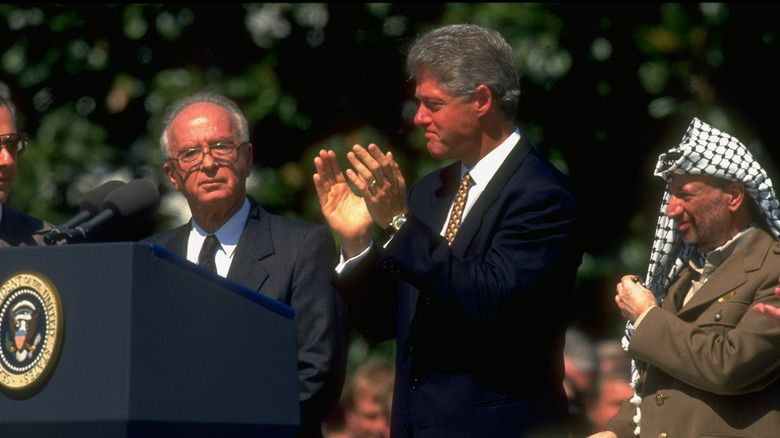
[315, 149, 346, 183]
[352, 143, 395, 183]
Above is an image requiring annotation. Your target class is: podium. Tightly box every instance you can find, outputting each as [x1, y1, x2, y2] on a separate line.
[0, 242, 300, 437]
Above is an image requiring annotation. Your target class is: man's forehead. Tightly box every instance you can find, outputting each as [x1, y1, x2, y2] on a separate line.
[174, 102, 231, 124]
[0, 106, 16, 133]
[170, 104, 236, 143]
[668, 173, 727, 189]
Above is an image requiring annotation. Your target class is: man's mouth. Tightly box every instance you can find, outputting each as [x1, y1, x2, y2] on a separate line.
[677, 222, 692, 233]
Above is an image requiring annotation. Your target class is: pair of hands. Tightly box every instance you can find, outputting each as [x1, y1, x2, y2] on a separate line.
[615, 275, 657, 324]
[616, 273, 780, 327]
[313, 143, 406, 259]
[592, 277, 780, 438]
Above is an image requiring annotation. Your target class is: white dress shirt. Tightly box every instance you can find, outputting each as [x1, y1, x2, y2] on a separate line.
[337, 128, 521, 274]
[186, 198, 250, 277]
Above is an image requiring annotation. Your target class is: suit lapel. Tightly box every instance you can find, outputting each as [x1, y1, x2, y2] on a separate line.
[663, 268, 692, 313]
[415, 162, 462, 232]
[450, 137, 531, 253]
[676, 229, 769, 315]
[227, 199, 272, 292]
[161, 223, 191, 257]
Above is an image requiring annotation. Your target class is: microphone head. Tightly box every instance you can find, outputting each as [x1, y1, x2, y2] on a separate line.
[80, 180, 126, 215]
[103, 179, 160, 220]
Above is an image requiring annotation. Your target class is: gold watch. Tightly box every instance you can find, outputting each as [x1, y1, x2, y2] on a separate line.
[385, 214, 407, 236]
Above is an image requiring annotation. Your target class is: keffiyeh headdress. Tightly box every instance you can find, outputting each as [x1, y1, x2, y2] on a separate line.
[623, 118, 780, 436]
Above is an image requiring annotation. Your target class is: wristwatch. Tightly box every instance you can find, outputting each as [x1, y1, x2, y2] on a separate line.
[385, 214, 407, 236]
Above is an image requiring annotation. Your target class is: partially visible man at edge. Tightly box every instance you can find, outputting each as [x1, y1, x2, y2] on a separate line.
[144, 92, 347, 438]
[0, 88, 53, 246]
[314, 24, 582, 438]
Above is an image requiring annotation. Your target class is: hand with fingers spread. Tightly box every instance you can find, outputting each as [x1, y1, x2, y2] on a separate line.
[313, 149, 374, 259]
[344, 143, 407, 228]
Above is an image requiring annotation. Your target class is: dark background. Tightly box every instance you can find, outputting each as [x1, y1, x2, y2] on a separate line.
[2, 3, 779, 364]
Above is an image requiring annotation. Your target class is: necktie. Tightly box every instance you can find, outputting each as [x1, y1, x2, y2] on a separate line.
[198, 234, 220, 273]
[445, 172, 475, 246]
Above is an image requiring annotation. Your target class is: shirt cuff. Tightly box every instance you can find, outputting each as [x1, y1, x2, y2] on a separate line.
[335, 240, 374, 277]
[634, 305, 657, 328]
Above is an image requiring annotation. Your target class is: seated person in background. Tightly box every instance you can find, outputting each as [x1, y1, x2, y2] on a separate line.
[342, 361, 395, 438]
[583, 340, 633, 434]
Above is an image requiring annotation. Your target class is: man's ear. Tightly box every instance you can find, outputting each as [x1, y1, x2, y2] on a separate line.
[244, 142, 254, 166]
[163, 161, 181, 192]
[725, 181, 746, 212]
[474, 84, 493, 117]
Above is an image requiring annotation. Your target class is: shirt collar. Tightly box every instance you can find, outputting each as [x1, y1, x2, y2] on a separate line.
[690, 225, 756, 274]
[190, 197, 250, 259]
[461, 127, 521, 186]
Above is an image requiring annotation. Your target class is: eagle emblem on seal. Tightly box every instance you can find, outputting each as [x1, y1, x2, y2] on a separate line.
[4, 300, 40, 361]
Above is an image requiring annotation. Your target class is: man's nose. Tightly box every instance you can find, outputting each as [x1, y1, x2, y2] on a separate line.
[666, 196, 682, 217]
[200, 148, 219, 168]
[414, 105, 430, 126]
[0, 147, 14, 165]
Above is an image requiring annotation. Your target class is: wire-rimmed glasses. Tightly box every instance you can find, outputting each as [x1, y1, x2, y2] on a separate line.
[169, 142, 246, 172]
[0, 133, 28, 156]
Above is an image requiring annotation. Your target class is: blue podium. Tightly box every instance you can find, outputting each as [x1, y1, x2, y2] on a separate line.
[0, 242, 299, 437]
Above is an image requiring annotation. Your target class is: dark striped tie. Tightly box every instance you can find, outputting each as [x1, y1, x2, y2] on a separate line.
[198, 234, 220, 272]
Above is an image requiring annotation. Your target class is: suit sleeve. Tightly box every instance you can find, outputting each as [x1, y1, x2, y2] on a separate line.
[334, 243, 398, 342]
[289, 225, 348, 433]
[630, 269, 780, 394]
[381, 175, 580, 326]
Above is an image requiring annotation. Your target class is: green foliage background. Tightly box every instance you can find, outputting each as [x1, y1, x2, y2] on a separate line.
[2, 3, 780, 368]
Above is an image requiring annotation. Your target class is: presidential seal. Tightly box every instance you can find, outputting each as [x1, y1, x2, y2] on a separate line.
[0, 272, 64, 399]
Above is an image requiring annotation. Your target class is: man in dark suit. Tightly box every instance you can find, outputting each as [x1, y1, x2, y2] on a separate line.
[145, 92, 347, 438]
[0, 91, 52, 246]
[313, 24, 582, 437]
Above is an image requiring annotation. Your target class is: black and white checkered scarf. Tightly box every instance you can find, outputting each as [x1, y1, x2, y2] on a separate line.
[623, 117, 780, 435]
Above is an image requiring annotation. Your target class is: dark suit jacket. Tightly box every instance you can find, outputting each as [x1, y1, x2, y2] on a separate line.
[144, 197, 347, 438]
[0, 203, 53, 247]
[340, 137, 582, 438]
[607, 228, 780, 438]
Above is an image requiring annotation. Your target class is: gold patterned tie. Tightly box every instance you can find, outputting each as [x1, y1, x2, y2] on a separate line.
[445, 172, 475, 246]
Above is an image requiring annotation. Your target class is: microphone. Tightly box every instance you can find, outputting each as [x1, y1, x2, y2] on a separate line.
[43, 180, 126, 245]
[64, 179, 160, 244]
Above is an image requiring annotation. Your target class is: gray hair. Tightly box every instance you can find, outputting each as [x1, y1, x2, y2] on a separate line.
[406, 24, 521, 121]
[0, 82, 19, 125]
[158, 92, 249, 158]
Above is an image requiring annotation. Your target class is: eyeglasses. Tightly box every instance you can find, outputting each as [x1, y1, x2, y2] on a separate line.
[0, 133, 28, 156]
[169, 142, 246, 171]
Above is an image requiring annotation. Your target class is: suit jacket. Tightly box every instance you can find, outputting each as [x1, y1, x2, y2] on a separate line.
[340, 137, 582, 438]
[0, 203, 53, 247]
[607, 227, 780, 438]
[144, 197, 347, 438]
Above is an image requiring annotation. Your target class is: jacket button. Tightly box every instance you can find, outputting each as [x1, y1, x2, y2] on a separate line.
[655, 393, 665, 406]
[410, 378, 420, 390]
[714, 312, 722, 321]
[657, 433, 668, 438]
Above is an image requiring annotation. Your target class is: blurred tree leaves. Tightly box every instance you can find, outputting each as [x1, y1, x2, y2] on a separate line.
[2, 3, 780, 347]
